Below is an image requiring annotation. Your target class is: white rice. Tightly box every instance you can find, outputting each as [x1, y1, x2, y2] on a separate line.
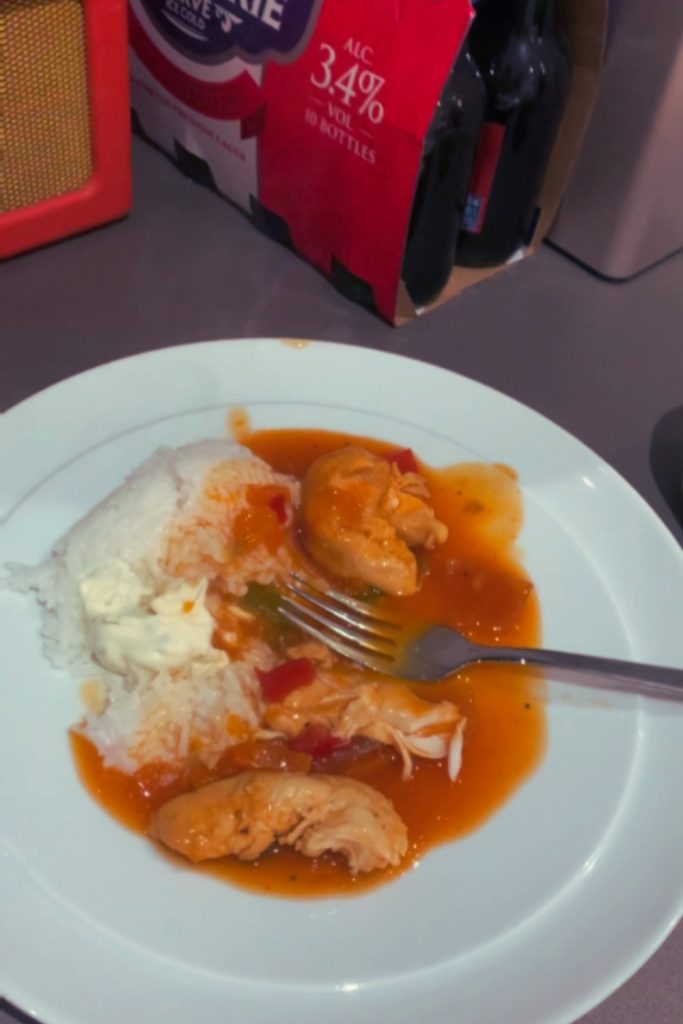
[5, 440, 299, 771]
[82, 640, 277, 772]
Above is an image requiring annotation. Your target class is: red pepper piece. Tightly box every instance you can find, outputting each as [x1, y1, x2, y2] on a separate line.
[289, 723, 349, 757]
[267, 491, 288, 524]
[256, 658, 315, 703]
[387, 447, 419, 475]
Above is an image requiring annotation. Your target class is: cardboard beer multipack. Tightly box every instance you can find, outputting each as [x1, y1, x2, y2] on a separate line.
[129, 0, 607, 324]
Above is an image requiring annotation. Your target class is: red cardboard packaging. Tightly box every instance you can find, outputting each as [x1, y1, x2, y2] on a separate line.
[129, 0, 606, 323]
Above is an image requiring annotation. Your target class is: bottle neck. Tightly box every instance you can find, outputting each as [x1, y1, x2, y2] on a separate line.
[520, 0, 556, 35]
[474, 0, 555, 36]
[516, 0, 542, 34]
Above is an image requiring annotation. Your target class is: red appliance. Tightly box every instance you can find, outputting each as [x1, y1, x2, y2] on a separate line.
[0, 0, 131, 260]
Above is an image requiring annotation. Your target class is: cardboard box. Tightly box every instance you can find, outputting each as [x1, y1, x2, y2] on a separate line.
[129, 0, 607, 324]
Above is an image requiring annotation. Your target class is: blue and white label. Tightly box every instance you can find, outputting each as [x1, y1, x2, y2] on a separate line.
[140, 0, 322, 64]
[462, 194, 482, 232]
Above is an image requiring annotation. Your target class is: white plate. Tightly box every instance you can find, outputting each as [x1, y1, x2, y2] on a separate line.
[1, 339, 681, 1024]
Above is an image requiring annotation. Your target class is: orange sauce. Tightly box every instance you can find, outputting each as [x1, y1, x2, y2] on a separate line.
[72, 428, 545, 898]
[232, 484, 291, 555]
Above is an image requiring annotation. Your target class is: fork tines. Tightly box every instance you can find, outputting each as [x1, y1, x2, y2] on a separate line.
[280, 573, 401, 674]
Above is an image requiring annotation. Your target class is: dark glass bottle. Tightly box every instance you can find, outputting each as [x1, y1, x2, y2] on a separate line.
[456, 0, 571, 268]
[402, 46, 485, 307]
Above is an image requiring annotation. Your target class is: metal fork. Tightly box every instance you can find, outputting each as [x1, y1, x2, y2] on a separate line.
[280, 574, 683, 701]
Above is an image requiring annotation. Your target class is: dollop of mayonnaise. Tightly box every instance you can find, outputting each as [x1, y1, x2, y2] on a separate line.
[79, 559, 152, 617]
[79, 562, 225, 675]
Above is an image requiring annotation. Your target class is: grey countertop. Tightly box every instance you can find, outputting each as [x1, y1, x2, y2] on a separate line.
[1, 138, 682, 1024]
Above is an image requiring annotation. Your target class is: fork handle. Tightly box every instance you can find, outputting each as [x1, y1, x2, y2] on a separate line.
[477, 645, 683, 701]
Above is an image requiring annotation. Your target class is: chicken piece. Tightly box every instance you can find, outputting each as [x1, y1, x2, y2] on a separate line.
[382, 469, 447, 549]
[300, 448, 447, 596]
[339, 682, 466, 781]
[149, 771, 408, 873]
[265, 674, 466, 781]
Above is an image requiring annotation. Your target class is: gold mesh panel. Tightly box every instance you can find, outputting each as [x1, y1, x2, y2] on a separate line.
[0, 0, 92, 213]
